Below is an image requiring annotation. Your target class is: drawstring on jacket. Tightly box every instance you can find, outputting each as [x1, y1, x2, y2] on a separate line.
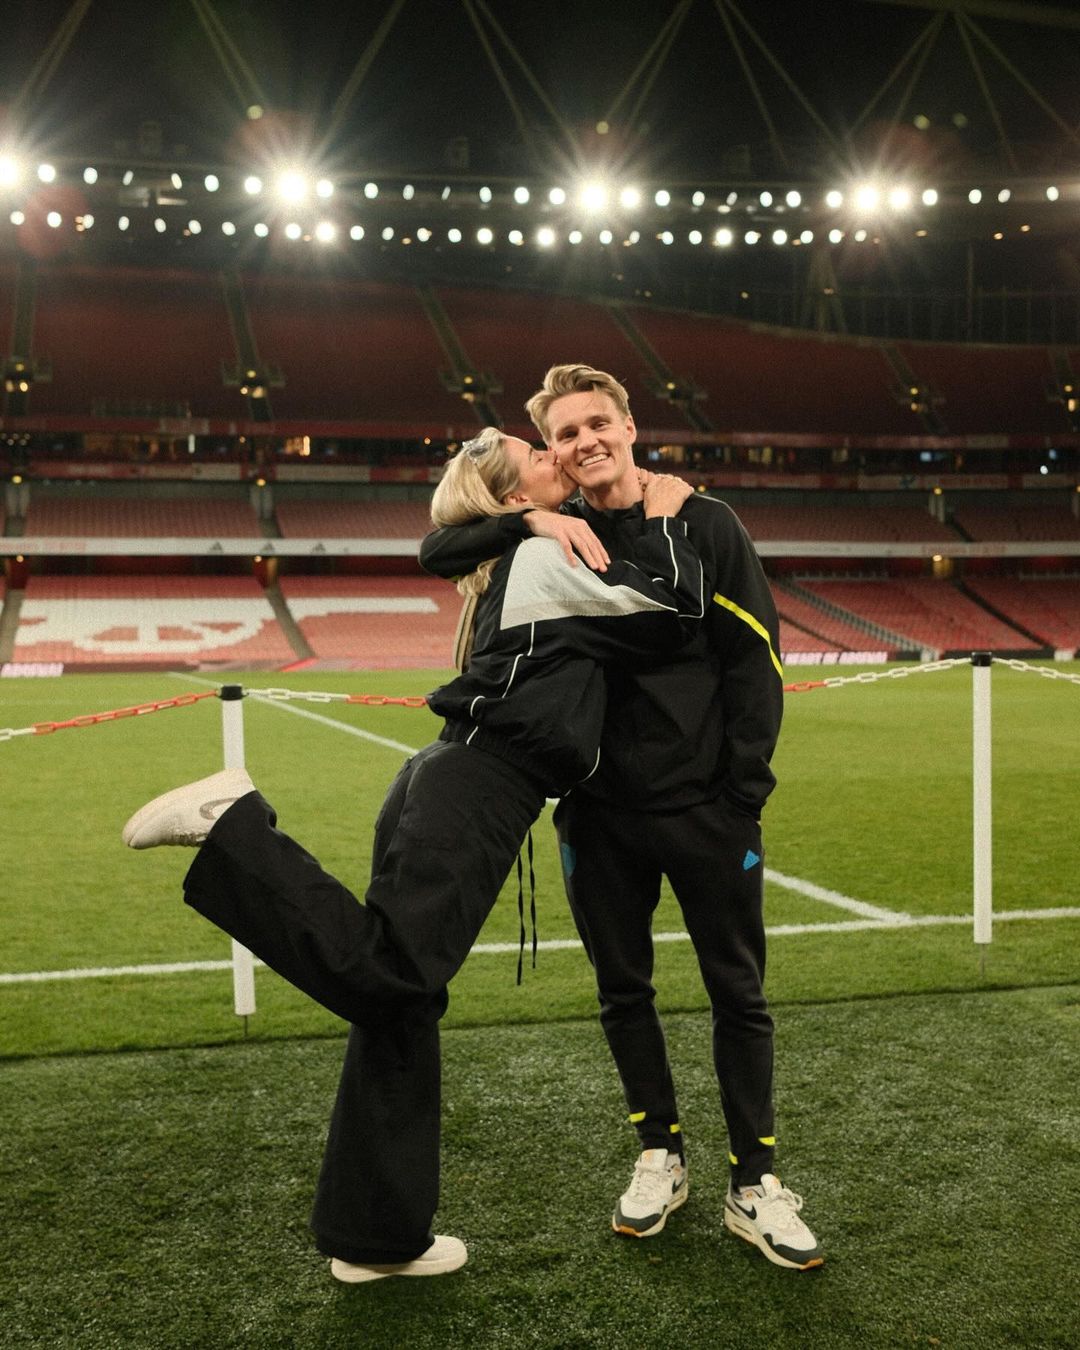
[515, 830, 538, 985]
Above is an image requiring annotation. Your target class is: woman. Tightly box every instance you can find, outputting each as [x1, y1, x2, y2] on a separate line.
[122, 429, 702, 1284]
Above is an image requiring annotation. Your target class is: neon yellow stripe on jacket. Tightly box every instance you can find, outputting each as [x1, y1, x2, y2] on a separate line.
[713, 593, 784, 679]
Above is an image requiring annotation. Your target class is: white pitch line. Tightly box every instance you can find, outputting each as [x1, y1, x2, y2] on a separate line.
[764, 867, 909, 922]
[3, 908, 1077, 986]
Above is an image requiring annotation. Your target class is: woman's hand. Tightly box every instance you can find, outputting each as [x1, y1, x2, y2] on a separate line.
[642, 473, 693, 519]
[524, 511, 610, 571]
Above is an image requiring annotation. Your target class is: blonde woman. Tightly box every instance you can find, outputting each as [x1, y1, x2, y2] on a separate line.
[123, 429, 701, 1286]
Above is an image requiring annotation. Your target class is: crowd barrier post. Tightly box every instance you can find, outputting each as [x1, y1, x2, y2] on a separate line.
[971, 653, 993, 947]
[220, 684, 257, 1023]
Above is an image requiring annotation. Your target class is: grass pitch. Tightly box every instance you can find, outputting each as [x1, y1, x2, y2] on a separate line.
[1, 663, 1078, 1347]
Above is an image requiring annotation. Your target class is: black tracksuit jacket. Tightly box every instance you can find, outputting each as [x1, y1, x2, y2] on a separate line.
[421, 494, 783, 817]
[427, 516, 706, 798]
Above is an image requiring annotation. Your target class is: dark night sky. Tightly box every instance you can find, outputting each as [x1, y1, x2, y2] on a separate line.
[2, 0, 1080, 181]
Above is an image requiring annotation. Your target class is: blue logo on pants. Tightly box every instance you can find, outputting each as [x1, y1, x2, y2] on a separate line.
[560, 842, 576, 879]
[742, 848, 761, 871]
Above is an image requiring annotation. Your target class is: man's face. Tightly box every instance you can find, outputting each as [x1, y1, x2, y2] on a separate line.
[546, 390, 636, 495]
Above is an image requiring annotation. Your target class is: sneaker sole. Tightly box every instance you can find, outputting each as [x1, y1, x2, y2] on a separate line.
[722, 1205, 824, 1270]
[122, 770, 250, 849]
[330, 1249, 467, 1283]
[612, 1181, 688, 1238]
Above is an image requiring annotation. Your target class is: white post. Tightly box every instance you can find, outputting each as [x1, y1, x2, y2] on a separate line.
[971, 653, 993, 946]
[220, 684, 257, 1020]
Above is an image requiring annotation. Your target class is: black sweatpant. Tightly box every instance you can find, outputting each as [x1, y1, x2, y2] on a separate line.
[554, 790, 775, 1189]
[183, 740, 545, 1263]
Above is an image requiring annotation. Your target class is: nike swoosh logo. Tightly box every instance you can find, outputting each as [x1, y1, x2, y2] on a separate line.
[730, 1199, 757, 1220]
[199, 797, 237, 822]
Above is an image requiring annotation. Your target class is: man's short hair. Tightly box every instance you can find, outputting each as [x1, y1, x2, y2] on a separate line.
[525, 364, 632, 443]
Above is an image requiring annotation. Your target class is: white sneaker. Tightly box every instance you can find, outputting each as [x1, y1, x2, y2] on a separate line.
[612, 1148, 688, 1237]
[724, 1173, 823, 1270]
[329, 1235, 468, 1283]
[121, 768, 255, 849]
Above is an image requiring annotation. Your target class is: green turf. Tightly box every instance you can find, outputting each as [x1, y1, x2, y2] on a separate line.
[2, 664, 1078, 1057]
[2, 987, 1077, 1349]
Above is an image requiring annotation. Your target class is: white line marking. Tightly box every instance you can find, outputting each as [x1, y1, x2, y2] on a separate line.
[171, 672, 420, 756]
[3, 908, 1076, 985]
[764, 867, 910, 922]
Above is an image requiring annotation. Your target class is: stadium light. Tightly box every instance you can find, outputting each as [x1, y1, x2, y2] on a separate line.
[922, 188, 939, 206]
[314, 221, 336, 242]
[46, 211, 61, 228]
[509, 229, 524, 245]
[204, 174, 219, 191]
[37, 163, 56, 183]
[786, 189, 801, 207]
[825, 189, 843, 208]
[9, 209, 24, 224]
[548, 187, 566, 205]
[364, 182, 379, 198]
[254, 222, 269, 237]
[187, 219, 202, 234]
[277, 171, 308, 203]
[513, 186, 530, 204]
[888, 186, 912, 210]
[284, 222, 302, 240]
[83, 166, 98, 185]
[828, 228, 843, 243]
[745, 230, 760, 244]
[759, 190, 774, 207]
[568, 229, 582, 244]
[659, 230, 674, 245]
[171, 173, 183, 190]
[477, 226, 494, 244]
[800, 229, 814, 243]
[968, 188, 982, 204]
[854, 184, 879, 212]
[381, 226, 394, 240]
[416, 226, 431, 241]
[80, 213, 94, 230]
[537, 226, 557, 247]
[118, 215, 129, 230]
[619, 186, 641, 209]
[243, 176, 262, 195]
[448, 227, 462, 242]
[714, 227, 733, 246]
[154, 217, 167, 233]
[654, 189, 671, 206]
[997, 188, 1011, 203]
[599, 228, 613, 245]
[771, 228, 788, 245]
[580, 182, 608, 211]
[688, 229, 702, 244]
[479, 185, 493, 203]
[1046, 185, 1060, 201]
[0, 157, 20, 188]
[349, 224, 364, 240]
[222, 221, 237, 235]
[315, 178, 334, 199]
[691, 190, 705, 207]
[402, 184, 415, 200]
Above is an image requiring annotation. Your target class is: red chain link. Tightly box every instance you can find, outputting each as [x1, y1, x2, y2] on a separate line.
[783, 681, 829, 693]
[32, 690, 219, 735]
[344, 694, 429, 707]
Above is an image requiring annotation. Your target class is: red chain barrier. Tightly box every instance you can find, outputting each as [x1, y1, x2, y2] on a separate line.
[783, 681, 828, 693]
[31, 690, 219, 736]
[344, 694, 429, 708]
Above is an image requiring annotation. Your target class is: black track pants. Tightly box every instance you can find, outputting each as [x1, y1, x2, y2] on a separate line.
[554, 791, 775, 1189]
[183, 740, 545, 1263]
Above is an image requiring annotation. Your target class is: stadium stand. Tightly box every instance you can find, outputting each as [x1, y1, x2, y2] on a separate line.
[277, 575, 462, 668]
[951, 501, 1080, 541]
[275, 499, 432, 539]
[22, 492, 261, 537]
[895, 341, 1064, 434]
[241, 275, 465, 424]
[799, 577, 1042, 654]
[772, 581, 894, 651]
[13, 575, 293, 666]
[732, 501, 958, 542]
[622, 308, 916, 436]
[29, 264, 237, 419]
[964, 576, 1080, 652]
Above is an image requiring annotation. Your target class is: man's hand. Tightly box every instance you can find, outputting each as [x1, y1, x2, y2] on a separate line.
[523, 511, 610, 571]
[642, 473, 693, 519]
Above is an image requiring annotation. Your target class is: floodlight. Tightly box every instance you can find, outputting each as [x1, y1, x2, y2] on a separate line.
[122, 170, 134, 186]
[800, 229, 814, 243]
[580, 182, 608, 211]
[9, 209, 24, 224]
[222, 220, 237, 235]
[509, 229, 524, 245]
[619, 186, 641, 209]
[654, 189, 671, 206]
[688, 229, 702, 245]
[854, 184, 879, 211]
[37, 163, 56, 183]
[714, 228, 733, 246]
[599, 228, 613, 245]
[691, 190, 705, 207]
[921, 188, 938, 206]
[402, 184, 415, 200]
[854, 228, 867, 241]
[204, 174, 219, 191]
[46, 212, 61, 228]
[254, 222, 270, 237]
[316, 178, 334, 199]
[548, 187, 566, 205]
[771, 228, 788, 245]
[349, 224, 364, 240]
[568, 230, 583, 244]
[171, 173, 183, 190]
[188, 219, 202, 234]
[825, 189, 843, 208]
[513, 186, 530, 204]
[828, 228, 843, 243]
[83, 167, 98, 185]
[244, 176, 262, 195]
[381, 226, 394, 240]
[627, 230, 640, 244]
[745, 230, 760, 244]
[284, 222, 302, 240]
[888, 186, 912, 210]
[81, 214, 94, 229]
[364, 182, 379, 198]
[786, 190, 801, 208]
[448, 227, 462, 242]
[1046, 185, 1060, 201]
[118, 215, 130, 230]
[0, 157, 19, 188]
[154, 217, 166, 233]
[997, 188, 1011, 203]
[968, 188, 982, 204]
[277, 171, 308, 203]
[477, 226, 494, 244]
[659, 230, 674, 245]
[315, 221, 336, 242]
[537, 226, 557, 247]
[759, 190, 774, 207]
[417, 227, 432, 241]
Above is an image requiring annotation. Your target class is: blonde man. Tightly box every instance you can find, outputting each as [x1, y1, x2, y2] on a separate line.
[421, 367, 822, 1271]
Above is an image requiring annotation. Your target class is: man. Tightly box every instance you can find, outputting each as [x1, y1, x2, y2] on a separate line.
[420, 365, 822, 1271]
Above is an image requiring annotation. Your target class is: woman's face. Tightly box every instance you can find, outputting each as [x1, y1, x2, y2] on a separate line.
[502, 436, 572, 510]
